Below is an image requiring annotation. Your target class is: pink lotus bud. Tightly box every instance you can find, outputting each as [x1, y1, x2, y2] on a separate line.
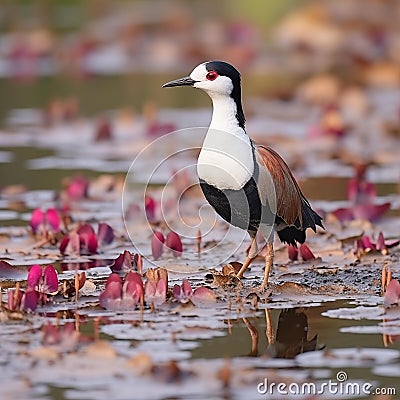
[166, 231, 183, 257]
[151, 231, 165, 260]
[30, 209, 44, 234]
[145, 195, 156, 222]
[384, 279, 400, 307]
[45, 208, 61, 233]
[288, 245, 298, 261]
[299, 244, 316, 261]
[97, 223, 114, 246]
[376, 232, 388, 255]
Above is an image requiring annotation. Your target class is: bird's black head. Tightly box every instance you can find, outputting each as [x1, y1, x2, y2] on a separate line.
[163, 60, 245, 128]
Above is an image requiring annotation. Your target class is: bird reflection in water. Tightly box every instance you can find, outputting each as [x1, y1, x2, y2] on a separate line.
[243, 308, 324, 358]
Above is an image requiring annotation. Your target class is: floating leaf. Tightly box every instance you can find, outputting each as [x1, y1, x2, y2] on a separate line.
[0, 260, 28, 281]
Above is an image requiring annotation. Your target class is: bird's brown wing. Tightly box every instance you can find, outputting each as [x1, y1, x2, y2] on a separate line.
[255, 144, 303, 226]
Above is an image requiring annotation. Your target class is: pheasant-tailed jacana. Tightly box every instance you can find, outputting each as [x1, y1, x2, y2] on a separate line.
[163, 61, 324, 289]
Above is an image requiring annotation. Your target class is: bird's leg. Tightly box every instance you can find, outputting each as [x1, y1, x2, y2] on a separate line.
[243, 317, 259, 356]
[236, 235, 258, 279]
[265, 309, 275, 346]
[260, 242, 274, 290]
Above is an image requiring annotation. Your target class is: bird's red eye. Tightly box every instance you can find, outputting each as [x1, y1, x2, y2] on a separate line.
[206, 71, 218, 81]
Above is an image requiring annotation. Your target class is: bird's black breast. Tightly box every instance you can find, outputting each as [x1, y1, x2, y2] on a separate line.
[199, 177, 262, 231]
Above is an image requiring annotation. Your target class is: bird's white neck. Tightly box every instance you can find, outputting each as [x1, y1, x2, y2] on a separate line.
[197, 94, 254, 190]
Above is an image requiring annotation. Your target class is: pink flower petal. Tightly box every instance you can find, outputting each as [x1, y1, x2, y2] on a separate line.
[352, 203, 391, 222]
[181, 279, 193, 298]
[97, 223, 114, 246]
[60, 232, 80, 256]
[384, 279, 400, 307]
[125, 271, 143, 287]
[45, 208, 61, 233]
[331, 208, 354, 222]
[123, 272, 144, 304]
[173, 284, 182, 301]
[67, 175, 88, 200]
[99, 281, 123, 309]
[155, 279, 167, 301]
[7, 287, 22, 311]
[299, 244, 316, 261]
[151, 231, 165, 260]
[105, 273, 123, 287]
[145, 280, 157, 301]
[68, 232, 81, 255]
[77, 223, 96, 236]
[354, 238, 364, 257]
[21, 288, 40, 312]
[166, 231, 183, 257]
[85, 233, 98, 254]
[361, 236, 375, 253]
[27, 265, 42, 289]
[78, 225, 98, 254]
[110, 250, 132, 273]
[43, 265, 59, 294]
[192, 286, 217, 304]
[145, 195, 156, 222]
[288, 245, 298, 261]
[30, 208, 44, 234]
[376, 232, 388, 255]
[59, 235, 70, 255]
[144, 279, 167, 305]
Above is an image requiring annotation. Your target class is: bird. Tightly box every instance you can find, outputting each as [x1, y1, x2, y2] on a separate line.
[163, 61, 324, 290]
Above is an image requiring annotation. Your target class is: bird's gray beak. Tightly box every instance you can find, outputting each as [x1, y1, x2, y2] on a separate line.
[162, 76, 196, 88]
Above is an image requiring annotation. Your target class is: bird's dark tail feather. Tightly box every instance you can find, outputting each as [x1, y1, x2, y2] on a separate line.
[277, 226, 306, 246]
[301, 196, 324, 232]
[277, 198, 324, 246]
